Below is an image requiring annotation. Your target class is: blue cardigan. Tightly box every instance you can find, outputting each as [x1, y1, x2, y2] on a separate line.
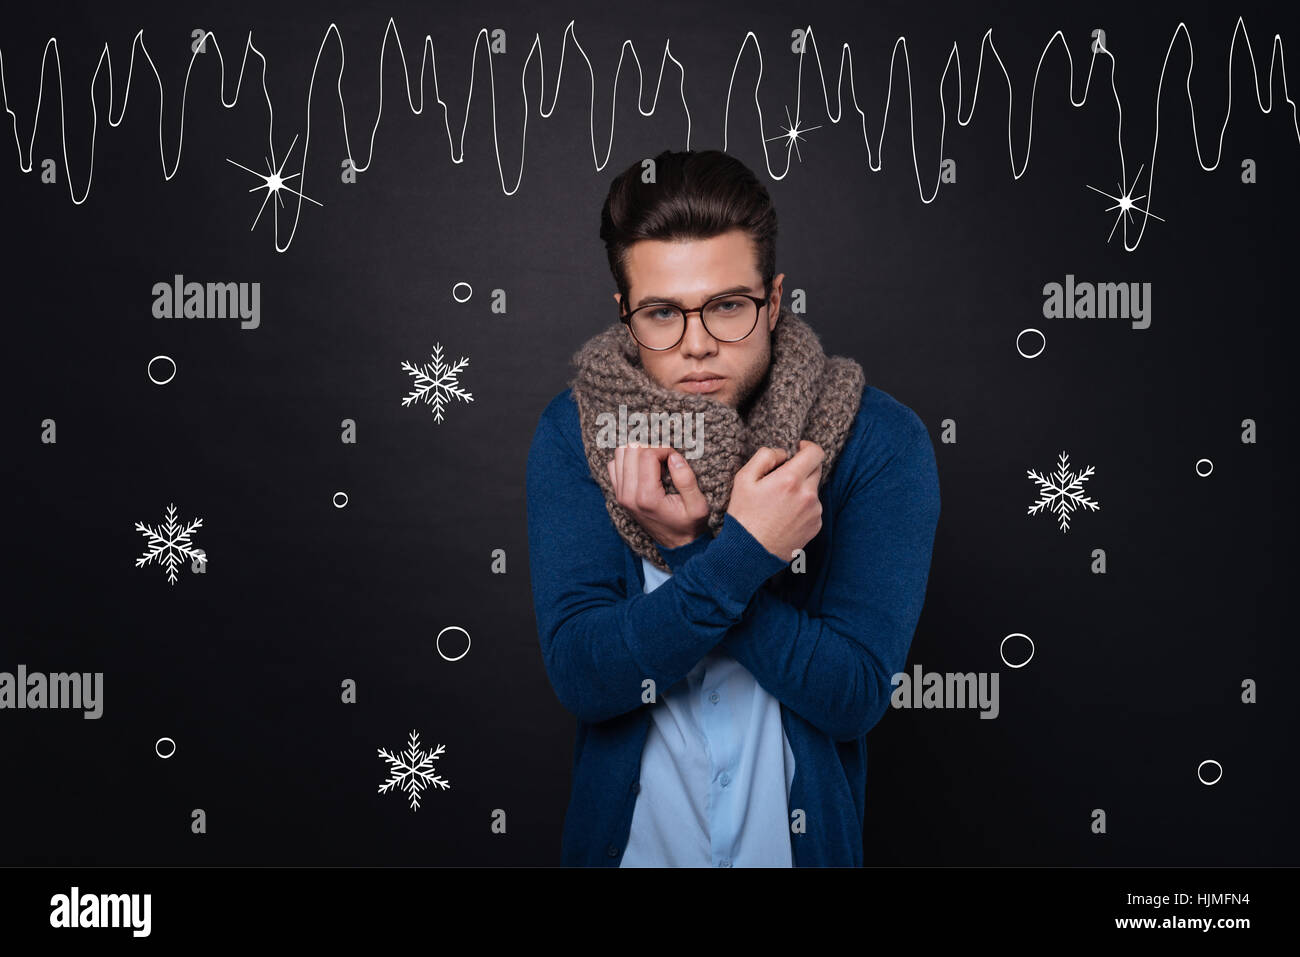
[525, 383, 941, 866]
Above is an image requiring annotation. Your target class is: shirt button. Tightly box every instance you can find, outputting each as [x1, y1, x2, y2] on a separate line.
[709, 691, 720, 704]
[607, 845, 619, 857]
[719, 858, 732, 867]
[720, 772, 731, 787]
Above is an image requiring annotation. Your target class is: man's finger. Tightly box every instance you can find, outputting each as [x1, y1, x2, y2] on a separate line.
[784, 440, 825, 481]
[623, 443, 642, 504]
[738, 446, 789, 482]
[665, 451, 709, 516]
[634, 443, 667, 506]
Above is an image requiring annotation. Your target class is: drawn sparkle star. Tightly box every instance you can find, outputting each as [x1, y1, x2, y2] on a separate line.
[225, 133, 323, 238]
[764, 104, 821, 163]
[1085, 163, 1166, 243]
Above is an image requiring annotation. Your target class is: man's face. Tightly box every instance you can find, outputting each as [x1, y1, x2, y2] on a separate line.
[613, 228, 784, 410]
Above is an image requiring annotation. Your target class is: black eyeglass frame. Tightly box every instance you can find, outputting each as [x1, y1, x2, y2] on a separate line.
[619, 285, 773, 351]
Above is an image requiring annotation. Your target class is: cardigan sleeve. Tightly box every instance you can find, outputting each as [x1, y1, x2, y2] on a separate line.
[526, 396, 789, 724]
[719, 421, 941, 741]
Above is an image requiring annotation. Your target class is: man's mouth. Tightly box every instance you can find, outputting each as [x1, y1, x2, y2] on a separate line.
[679, 374, 725, 394]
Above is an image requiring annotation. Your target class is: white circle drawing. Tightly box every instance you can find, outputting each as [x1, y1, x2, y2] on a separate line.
[1195, 458, 1214, 477]
[148, 355, 177, 385]
[155, 737, 177, 759]
[1016, 329, 1046, 359]
[437, 625, 471, 662]
[452, 282, 473, 303]
[1197, 759, 1223, 786]
[333, 491, 349, 508]
[999, 633, 1035, 669]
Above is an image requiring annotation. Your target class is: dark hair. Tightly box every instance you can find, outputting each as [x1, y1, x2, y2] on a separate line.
[599, 149, 778, 309]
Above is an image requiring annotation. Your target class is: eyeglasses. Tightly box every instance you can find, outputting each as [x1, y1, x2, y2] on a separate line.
[620, 287, 771, 351]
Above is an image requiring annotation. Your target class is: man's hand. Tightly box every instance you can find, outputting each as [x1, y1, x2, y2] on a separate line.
[725, 440, 825, 561]
[608, 443, 711, 549]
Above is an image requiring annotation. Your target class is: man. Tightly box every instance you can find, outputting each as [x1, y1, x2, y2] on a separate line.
[526, 149, 940, 866]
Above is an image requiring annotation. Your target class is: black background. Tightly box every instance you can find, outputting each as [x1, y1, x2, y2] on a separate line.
[3, 0, 1297, 866]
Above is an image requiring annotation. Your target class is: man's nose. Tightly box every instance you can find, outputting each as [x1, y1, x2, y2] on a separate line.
[679, 312, 718, 356]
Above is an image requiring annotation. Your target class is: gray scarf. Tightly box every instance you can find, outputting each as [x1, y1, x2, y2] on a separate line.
[568, 306, 865, 572]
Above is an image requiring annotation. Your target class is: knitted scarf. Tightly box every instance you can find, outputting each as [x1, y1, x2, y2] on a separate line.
[568, 305, 866, 572]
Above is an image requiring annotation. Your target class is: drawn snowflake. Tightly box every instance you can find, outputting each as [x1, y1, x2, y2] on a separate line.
[401, 343, 473, 423]
[377, 729, 451, 811]
[134, 502, 207, 585]
[1027, 450, 1101, 533]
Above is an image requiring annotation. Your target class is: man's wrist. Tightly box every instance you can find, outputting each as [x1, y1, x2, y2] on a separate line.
[662, 532, 700, 549]
[660, 520, 710, 550]
[654, 525, 713, 571]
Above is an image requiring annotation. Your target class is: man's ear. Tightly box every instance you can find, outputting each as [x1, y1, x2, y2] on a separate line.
[767, 274, 784, 331]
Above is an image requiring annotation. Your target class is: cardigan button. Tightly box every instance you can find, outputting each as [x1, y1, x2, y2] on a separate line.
[607, 844, 619, 857]
[631, 781, 640, 794]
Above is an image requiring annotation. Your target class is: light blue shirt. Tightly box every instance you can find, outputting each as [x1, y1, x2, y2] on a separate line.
[620, 556, 796, 867]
